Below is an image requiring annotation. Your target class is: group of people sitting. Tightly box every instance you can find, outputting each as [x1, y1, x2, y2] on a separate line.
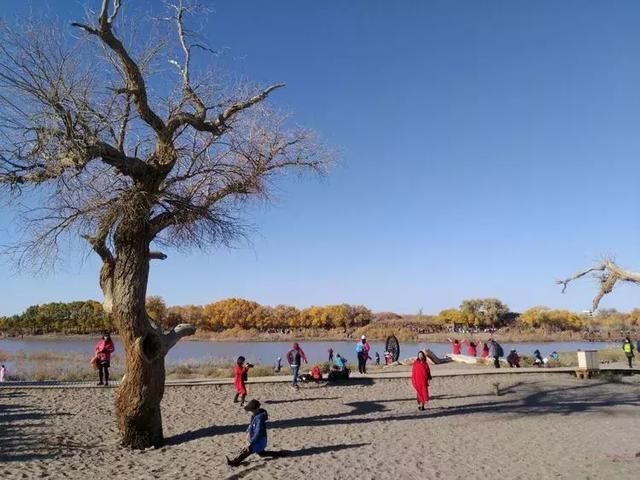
[501, 348, 561, 368]
[301, 353, 351, 382]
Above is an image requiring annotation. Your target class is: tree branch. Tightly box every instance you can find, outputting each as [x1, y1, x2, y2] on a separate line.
[93, 141, 149, 178]
[217, 84, 285, 126]
[82, 234, 114, 265]
[82, 217, 117, 313]
[149, 251, 167, 260]
[163, 323, 196, 351]
[147, 181, 247, 239]
[557, 260, 640, 312]
[165, 83, 285, 136]
[557, 265, 606, 294]
[72, 2, 166, 134]
[169, 1, 206, 118]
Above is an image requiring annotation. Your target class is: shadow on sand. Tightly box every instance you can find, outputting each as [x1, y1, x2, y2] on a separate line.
[166, 380, 640, 447]
[263, 396, 340, 405]
[0, 390, 75, 462]
[224, 442, 370, 478]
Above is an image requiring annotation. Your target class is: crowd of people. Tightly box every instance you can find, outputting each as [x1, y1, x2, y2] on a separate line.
[449, 337, 564, 369]
[446, 336, 631, 369]
[0, 329, 628, 469]
[83, 332, 640, 394]
[225, 344, 435, 467]
[66, 331, 640, 468]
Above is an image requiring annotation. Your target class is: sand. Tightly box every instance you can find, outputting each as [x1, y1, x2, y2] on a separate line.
[1, 373, 639, 479]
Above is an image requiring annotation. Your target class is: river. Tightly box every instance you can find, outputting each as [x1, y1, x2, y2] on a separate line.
[0, 338, 617, 365]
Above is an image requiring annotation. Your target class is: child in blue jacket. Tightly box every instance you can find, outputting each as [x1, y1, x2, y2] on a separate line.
[226, 400, 268, 466]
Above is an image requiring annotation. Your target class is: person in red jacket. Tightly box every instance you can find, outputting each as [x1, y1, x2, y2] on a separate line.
[234, 356, 253, 406]
[480, 342, 490, 359]
[463, 339, 478, 357]
[411, 351, 432, 411]
[449, 338, 461, 355]
[506, 350, 521, 368]
[95, 332, 115, 387]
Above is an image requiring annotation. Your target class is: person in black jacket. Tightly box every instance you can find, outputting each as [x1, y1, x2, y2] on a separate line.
[488, 339, 503, 369]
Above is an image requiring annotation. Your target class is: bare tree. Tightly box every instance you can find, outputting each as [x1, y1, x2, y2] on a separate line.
[0, 0, 329, 449]
[557, 259, 640, 312]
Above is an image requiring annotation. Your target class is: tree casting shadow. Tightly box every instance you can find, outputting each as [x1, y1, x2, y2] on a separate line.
[0, 394, 74, 462]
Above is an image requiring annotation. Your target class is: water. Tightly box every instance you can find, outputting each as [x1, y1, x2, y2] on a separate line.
[0, 337, 617, 366]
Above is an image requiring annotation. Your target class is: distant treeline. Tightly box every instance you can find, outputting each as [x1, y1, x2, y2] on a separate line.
[146, 297, 373, 332]
[0, 300, 112, 335]
[1, 296, 639, 337]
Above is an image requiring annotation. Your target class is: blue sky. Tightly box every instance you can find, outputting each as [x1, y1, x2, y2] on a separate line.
[1, 0, 640, 316]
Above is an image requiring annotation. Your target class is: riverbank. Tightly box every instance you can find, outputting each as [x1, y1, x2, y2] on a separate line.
[0, 344, 631, 382]
[1, 374, 639, 479]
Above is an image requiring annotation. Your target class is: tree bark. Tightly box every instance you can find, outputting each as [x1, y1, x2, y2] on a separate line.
[115, 339, 166, 449]
[110, 215, 167, 449]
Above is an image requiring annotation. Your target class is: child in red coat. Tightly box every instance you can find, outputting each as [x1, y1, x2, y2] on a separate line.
[234, 356, 253, 406]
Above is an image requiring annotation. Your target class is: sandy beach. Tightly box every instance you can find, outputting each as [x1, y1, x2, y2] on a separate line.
[1, 372, 639, 479]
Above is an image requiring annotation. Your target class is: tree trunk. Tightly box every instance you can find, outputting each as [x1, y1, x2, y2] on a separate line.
[115, 339, 166, 448]
[110, 217, 167, 449]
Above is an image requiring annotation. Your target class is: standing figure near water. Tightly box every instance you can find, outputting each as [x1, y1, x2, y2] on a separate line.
[488, 339, 503, 369]
[355, 335, 371, 374]
[463, 339, 478, 357]
[449, 338, 462, 355]
[234, 356, 253, 406]
[274, 357, 282, 373]
[328, 348, 334, 362]
[480, 342, 490, 359]
[375, 352, 380, 366]
[411, 351, 432, 411]
[287, 343, 307, 389]
[95, 332, 115, 386]
[623, 337, 635, 368]
[0, 364, 6, 382]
